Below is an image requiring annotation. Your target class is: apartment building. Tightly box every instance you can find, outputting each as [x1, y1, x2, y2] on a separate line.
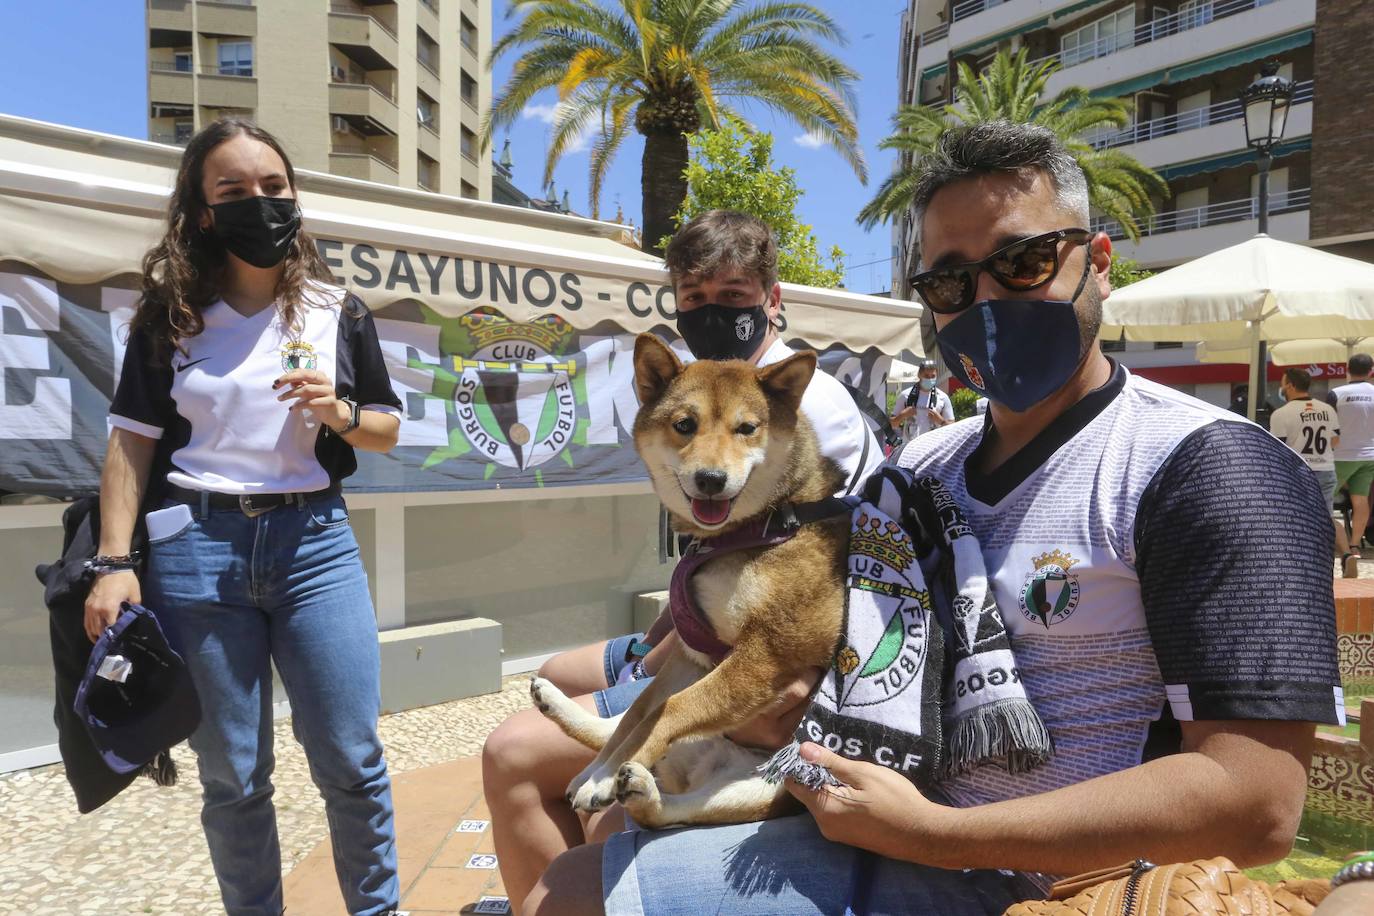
[146, 0, 492, 198]
[892, 0, 1373, 408]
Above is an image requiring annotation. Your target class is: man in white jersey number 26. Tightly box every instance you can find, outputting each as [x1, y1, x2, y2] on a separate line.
[1327, 353, 1374, 576]
[1270, 368, 1347, 574]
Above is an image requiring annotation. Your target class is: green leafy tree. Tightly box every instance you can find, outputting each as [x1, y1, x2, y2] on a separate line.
[486, 0, 866, 253]
[662, 118, 844, 287]
[1108, 254, 1153, 289]
[859, 49, 1167, 242]
[950, 386, 981, 420]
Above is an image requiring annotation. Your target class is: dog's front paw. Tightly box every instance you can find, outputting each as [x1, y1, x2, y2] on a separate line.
[569, 767, 618, 813]
[615, 762, 656, 805]
[529, 675, 553, 713]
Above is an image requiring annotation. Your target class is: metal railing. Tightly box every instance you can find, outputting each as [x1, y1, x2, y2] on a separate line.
[921, 22, 950, 43]
[150, 59, 193, 72]
[204, 0, 254, 6]
[1028, 0, 1278, 71]
[952, 0, 1009, 23]
[418, 117, 440, 135]
[149, 131, 189, 145]
[1091, 186, 1311, 239]
[1088, 80, 1312, 150]
[417, 52, 440, 78]
[201, 63, 254, 77]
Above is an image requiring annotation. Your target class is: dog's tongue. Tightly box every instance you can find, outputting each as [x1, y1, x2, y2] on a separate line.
[691, 498, 731, 526]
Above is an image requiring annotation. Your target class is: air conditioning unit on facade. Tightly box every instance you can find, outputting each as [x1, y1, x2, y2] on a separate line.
[330, 65, 347, 81]
[331, 116, 351, 133]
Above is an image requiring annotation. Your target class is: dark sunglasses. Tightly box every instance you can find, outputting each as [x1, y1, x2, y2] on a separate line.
[909, 228, 1092, 314]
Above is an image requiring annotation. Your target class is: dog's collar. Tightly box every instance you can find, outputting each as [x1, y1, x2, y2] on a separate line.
[670, 497, 857, 664]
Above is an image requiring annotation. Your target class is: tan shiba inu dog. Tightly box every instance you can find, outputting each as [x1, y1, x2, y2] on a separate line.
[529, 333, 850, 828]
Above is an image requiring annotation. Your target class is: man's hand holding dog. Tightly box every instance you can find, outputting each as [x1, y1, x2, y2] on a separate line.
[786, 741, 952, 863]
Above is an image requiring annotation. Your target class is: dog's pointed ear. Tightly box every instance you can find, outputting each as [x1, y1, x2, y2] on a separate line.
[758, 350, 816, 413]
[634, 333, 683, 406]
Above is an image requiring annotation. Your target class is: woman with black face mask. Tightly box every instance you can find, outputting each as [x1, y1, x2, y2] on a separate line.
[85, 119, 402, 916]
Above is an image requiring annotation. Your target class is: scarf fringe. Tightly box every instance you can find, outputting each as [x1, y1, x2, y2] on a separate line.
[944, 698, 1054, 777]
[140, 749, 178, 787]
[758, 740, 845, 789]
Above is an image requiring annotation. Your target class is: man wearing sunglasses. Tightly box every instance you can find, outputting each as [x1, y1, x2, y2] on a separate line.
[789, 120, 1340, 899]
[526, 122, 1342, 916]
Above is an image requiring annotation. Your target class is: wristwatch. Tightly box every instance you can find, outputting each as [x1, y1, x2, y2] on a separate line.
[334, 397, 361, 435]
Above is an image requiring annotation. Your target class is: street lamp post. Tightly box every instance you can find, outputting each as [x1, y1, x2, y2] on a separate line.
[1238, 59, 1296, 421]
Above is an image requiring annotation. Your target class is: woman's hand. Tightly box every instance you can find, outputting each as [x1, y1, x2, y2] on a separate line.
[274, 369, 349, 432]
[84, 570, 141, 643]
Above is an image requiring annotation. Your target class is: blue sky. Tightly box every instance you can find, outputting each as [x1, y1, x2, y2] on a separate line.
[0, 0, 906, 293]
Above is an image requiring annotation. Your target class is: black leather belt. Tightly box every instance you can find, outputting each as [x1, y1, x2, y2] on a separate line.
[165, 484, 340, 517]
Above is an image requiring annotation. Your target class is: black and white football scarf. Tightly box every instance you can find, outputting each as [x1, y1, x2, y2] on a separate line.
[763, 467, 1053, 791]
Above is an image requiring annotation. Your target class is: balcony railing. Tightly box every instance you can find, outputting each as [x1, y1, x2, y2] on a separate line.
[1028, 0, 1279, 71]
[921, 22, 950, 43]
[150, 59, 193, 72]
[419, 117, 439, 136]
[1088, 80, 1312, 150]
[1091, 187, 1310, 239]
[202, 63, 253, 77]
[952, 0, 1007, 23]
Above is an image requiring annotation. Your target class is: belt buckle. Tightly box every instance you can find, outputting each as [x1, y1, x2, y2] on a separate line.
[239, 494, 272, 518]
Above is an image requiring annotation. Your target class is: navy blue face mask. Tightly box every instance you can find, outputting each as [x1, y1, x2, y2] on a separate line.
[935, 257, 1092, 413]
[677, 303, 770, 362]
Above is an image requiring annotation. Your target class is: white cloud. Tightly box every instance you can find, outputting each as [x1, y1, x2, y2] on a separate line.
[521, 102, 593, 153]
[793, 131, 826, 149]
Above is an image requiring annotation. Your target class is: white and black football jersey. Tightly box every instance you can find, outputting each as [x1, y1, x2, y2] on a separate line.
[897, 362, 1343, 810]
[110, 282, 401, 494]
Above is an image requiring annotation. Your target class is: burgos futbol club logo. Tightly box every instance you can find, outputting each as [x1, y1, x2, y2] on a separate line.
[1018, 549, 1080, 628]
[829, 513, 932, 708]
[451, 309, 578, 471]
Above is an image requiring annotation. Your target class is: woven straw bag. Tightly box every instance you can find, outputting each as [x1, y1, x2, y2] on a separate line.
[1003, 857, 1330, 916]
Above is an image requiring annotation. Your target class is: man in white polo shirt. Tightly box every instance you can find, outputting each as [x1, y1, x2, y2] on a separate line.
[1271, 367, 1345, 573]
[1328, 354, 1374, 573]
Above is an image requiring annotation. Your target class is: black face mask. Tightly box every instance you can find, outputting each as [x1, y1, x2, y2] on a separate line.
[677, 303, 770, 362]
[209, 196, 301, 268]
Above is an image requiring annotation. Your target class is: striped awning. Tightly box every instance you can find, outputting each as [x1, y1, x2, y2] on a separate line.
[1095, 29, 1313, 99]
[1158, 136, 1312, 180]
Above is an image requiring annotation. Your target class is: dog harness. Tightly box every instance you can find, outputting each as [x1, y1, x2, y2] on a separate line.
[669, 498, 855, 664]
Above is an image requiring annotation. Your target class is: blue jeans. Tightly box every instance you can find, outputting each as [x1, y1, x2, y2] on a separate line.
[604, 813, 1037, 915]
[145, 493, 398, 916]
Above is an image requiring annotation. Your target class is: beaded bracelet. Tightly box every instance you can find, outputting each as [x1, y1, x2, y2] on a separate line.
[84, 551, 142, 574]
[1331, 852, 1374, 889]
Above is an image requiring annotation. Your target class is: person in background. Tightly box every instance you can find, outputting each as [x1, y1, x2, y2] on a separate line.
[1271, 368, 1346, 574]
[84, 118, 403, 916]
[891, 358, 955, 442]
[1327, 354, 1374, 576]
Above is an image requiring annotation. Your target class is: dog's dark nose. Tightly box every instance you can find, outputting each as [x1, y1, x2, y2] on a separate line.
[694, 469, 728, 496]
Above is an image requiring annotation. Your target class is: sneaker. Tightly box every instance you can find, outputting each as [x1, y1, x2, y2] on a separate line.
[1343, 552, 1360, 578]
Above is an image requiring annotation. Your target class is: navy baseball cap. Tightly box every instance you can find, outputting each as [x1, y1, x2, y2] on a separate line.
[73, 603, 201, 774]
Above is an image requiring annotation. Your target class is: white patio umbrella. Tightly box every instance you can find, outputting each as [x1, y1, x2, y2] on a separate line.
[1099, 234, 1374, 418]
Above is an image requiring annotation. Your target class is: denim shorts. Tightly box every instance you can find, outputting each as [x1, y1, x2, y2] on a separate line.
[602, 812, 1037, 915]
[594, 631, 654, 717]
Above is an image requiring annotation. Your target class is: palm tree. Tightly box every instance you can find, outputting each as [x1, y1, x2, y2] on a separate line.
[859, 49, 1167, 242]
[486, 0, 866, 252]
